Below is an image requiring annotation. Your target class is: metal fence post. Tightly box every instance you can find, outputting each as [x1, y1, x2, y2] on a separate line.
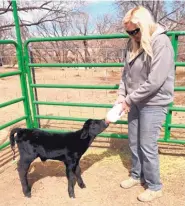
[12, 0, 33, 128]
[29, 47, 41, 128]
[24, 44, 40, 128]
[164, 34, 179, 141]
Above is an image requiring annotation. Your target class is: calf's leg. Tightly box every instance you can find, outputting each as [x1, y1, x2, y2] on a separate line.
[65, 162, 76, 198]
[73, 162, 86, 189]
[17, 157, 34, 197]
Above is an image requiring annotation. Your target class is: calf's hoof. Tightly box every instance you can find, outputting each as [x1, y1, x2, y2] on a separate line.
[79, 182, 86, 189]
[23, 187, 31, 198]
[69, 193, 75, 198]
[24, 191, 31, 198]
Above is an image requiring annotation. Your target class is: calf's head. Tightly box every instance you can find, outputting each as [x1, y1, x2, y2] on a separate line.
[81, 119, 109, 139]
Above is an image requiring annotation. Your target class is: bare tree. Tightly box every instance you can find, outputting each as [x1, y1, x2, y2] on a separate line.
[0, 0, 85, 65]
[0, 1, 81, 31]
[2, 0, 185, 65]
[69, 12, 92, 63]
[115, 0, 185, 30]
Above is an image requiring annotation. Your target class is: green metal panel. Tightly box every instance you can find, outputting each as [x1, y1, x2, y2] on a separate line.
[0, 0, 185, 153]
[164, 34, 179, 141]
[23, 30, 185, 145]
[0, 40, 24, 152]
[0, 0, 33, 151]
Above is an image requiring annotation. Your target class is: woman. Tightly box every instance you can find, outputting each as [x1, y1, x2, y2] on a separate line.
[116, 6, 175, 202]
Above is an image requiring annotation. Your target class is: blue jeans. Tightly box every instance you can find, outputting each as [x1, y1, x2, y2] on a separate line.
[128, 104, 167, 191]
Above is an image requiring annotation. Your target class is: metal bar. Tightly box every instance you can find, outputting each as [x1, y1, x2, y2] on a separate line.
[0, 40, 17, 46]
[24, 31, 185, 47]
[42, 129, 185, 144]
[174, 87, 185, 91]
[0, 71, 21, 78]
[0, 97, 24, 108]
[0, 141, 10, 151]
[31, 84, 118, 89]
[29, 48, 41, 128]
[34, 103, 184, 125]
[35, 116, 163, 127]
[168, 107, 185, 112]
[31, 84, 185, 91]
[28, 63, 123, 68]
[24, 34, 129, 46]
[166, 31, 185, 36]
[168, 124, 185, 129]
[27, 62, 184, 68]
[34, 101, 113, 108]
[1, 131, 185, 152]
[175, 62, 185, 66]
[35, 115, 127, 125]
[158, 139, 185, 144]
[12, 0, 33, 128]
[36, 115, 93, 122]
[44, 129, 129, 139]
[35, 115, 128, 124]
[0, 116, 27, 130]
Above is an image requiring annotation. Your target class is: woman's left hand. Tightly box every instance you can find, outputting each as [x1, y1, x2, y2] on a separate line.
[122, 101, 130, 113]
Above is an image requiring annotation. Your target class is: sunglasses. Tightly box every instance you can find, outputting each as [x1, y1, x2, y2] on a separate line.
[126, 28, 140, 36]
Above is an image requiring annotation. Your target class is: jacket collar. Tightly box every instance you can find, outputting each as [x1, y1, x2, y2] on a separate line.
[151, 24, 167, 41]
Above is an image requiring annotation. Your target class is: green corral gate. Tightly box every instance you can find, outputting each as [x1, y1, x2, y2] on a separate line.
[0, 0, 185, 151]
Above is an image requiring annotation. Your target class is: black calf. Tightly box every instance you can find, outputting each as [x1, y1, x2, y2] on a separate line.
[9, 119, 108, 198]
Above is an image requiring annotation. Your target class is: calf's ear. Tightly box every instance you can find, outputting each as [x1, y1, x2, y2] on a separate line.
[80, 129, 88, 139]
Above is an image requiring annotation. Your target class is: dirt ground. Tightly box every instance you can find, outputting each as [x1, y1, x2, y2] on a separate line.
[0, 67, 185, 206]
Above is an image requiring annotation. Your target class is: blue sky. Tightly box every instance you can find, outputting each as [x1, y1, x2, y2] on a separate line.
[77, 1, 118, 32]
[81, 1, 117, 18]
[78, 0, 173, 32]
[82, 0, 173, 18]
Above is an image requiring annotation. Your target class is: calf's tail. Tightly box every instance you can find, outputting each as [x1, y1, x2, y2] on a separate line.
[9, 128, 22, 160]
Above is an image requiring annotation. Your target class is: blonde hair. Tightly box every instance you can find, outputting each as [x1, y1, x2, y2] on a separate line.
[123, 6, 157, 60]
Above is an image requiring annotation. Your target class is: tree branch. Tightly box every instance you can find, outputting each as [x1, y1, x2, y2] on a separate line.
[167, 17, 185, 25]
[159, 5, 184, 22]
[0, 1, 12, 15]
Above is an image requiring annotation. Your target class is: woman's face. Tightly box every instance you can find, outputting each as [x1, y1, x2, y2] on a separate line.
[124, 22, 141, 43]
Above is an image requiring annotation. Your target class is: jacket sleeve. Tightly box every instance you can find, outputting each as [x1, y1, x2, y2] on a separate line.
[125, 40, 174, 105]
[117, 40, 131, 98]
[118, 68, 127, 98]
